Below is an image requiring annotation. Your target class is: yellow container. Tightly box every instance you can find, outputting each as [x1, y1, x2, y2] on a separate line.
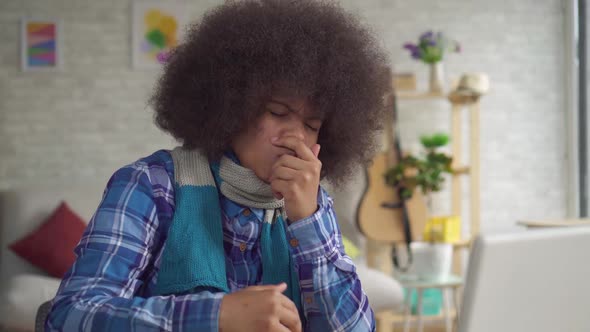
[423, 215, 461, 243]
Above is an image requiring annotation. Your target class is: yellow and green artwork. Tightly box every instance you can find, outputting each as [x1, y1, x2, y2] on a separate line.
[132, 1, 187, 69]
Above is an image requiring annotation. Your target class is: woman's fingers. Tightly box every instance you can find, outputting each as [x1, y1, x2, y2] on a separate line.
[269, 166, 298, 182]
[271, 136, 316, 162]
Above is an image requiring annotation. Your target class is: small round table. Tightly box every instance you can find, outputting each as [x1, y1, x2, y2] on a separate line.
[397, 274, 463, 332]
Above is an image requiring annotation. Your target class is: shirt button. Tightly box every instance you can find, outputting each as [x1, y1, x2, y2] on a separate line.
[239, 242, 247, 252]
[242, 209, 251, 217]
[305, 296, 313, 304]
[289, 238, 299, 248]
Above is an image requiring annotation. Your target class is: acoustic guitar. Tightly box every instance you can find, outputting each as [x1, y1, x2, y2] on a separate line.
[356, 91, 427, 246]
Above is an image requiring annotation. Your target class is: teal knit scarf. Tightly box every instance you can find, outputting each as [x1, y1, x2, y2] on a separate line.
[155, 147, 302, 313]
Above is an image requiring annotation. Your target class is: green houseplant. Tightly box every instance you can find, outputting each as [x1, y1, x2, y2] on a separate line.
[384, 133, 452, 206]
[385, 133, 457, 282]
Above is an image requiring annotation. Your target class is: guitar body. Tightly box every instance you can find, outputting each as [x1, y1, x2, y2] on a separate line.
[357, 151, 428, 243]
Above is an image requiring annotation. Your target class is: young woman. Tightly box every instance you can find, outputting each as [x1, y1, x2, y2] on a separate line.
[46, 1, 391, 331]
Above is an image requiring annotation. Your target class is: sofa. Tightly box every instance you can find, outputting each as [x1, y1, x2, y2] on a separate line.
[0, 183, 105, 331]
[0, 175, 403, 331]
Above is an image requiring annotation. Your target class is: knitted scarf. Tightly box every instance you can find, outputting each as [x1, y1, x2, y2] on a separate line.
[155, 147, 302, 313]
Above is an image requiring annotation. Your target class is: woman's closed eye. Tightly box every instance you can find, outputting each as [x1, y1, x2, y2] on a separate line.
[266, 103, 322, 131]
[267, 105, 289, 117]
[270, 110, 288, 117]
[306, 123, 320, 132]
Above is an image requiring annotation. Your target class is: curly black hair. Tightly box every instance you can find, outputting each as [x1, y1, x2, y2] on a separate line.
[150, 0, 391, 186]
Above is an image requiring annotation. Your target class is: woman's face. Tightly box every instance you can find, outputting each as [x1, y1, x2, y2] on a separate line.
[231, 96, 323, 183]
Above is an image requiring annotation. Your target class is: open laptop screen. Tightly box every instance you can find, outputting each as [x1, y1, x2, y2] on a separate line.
[458, 227, 590, 332]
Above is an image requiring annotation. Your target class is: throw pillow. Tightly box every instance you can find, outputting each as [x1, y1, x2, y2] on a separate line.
[9, 201, 87, 278]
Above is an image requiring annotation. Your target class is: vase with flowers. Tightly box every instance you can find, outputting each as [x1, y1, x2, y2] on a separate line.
[403, 31, 461, 94]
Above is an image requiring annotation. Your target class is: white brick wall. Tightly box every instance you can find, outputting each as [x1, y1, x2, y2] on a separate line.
[342, 0, 569, 234]
[0, 0, 568, 234]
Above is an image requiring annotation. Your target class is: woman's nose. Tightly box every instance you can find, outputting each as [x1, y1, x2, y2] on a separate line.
[281, 122, 305, 141]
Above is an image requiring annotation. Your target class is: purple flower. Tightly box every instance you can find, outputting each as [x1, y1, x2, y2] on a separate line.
[156, 51, 170, 64]
[403, 43, 416, 50]
[403, 31, 460, 62]
[419, 30, 438, 48]
[411, 49, 422, 59]
[403, 43, 422, 60]
[420, 30, 434, 42]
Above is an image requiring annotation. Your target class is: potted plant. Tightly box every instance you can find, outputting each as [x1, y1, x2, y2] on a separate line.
[384, 133, 457, 279]
[403, 31, 461, 93]
[385, 133, 451, 205]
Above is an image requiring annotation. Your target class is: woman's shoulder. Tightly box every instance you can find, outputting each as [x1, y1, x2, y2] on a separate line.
[131, 149, 174, 169]
[107, 149, 175, 191]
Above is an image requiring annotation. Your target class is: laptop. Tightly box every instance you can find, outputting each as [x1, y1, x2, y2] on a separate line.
[458, 227, 590, 332]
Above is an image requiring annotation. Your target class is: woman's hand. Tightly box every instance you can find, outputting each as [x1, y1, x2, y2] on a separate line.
[269, 136, 321, 222]
[219, 283, 302, 332]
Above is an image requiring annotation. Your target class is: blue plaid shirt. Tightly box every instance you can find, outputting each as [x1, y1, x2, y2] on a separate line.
[46, 150, 375, 331]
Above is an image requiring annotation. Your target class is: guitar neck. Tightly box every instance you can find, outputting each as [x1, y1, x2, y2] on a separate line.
[381, 100, 399, 166]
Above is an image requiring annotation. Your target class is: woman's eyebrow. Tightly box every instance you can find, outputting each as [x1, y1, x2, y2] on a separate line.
[268, 99, 323, 121]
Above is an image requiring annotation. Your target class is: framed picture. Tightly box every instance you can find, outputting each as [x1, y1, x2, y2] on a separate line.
[20, 18, 62, 71]
[132, 1, 189, 69]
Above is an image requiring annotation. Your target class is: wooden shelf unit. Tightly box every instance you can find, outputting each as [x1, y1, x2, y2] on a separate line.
[369, 90, 482, 332]
[447, 91, 481, 242]
[396, 91, 446, 100]
[451, 166, 470, 176]
[376, 309, 458, 325]
[393, 90, 482, 255]
[364, 89, 482, 265]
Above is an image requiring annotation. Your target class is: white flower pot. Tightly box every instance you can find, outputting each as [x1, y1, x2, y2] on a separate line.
[405, 242, 453, 280]
[429, 62, 444, 93]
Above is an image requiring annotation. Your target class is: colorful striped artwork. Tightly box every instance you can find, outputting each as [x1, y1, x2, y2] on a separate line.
[27, 22, 56, 66]
[21, 19, 60, 70]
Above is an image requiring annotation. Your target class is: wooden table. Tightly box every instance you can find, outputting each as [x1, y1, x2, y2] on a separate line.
[517, 219, 590, 228]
